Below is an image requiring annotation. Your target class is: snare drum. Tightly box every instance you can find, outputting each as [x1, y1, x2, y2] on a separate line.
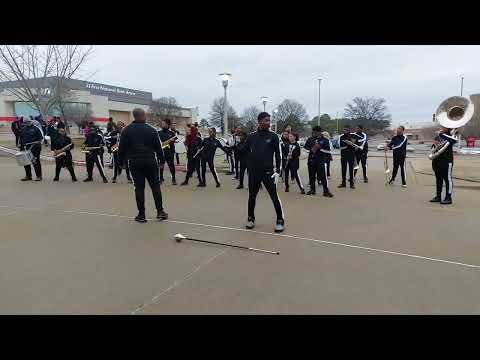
[175, 135, 186, 154]
[215, 137, 228, 157]
[15, 150, 34, 166]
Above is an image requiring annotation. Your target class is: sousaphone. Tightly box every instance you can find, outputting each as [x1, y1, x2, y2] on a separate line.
[429, 96, 474, 160]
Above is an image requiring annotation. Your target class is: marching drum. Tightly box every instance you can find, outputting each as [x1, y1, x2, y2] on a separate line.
[15, 150, 34, 166]
[175, 135, 186, 154]
[216, 137, 228, 156]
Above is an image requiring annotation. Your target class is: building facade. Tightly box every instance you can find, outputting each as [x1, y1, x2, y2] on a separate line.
[0, 77, 197, 130]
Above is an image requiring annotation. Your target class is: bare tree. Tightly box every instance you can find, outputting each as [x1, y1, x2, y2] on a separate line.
[148, 97, 182, 126]
[240, 105, 261, 133]
[0, 45, 94, 123]
[274, 99, 309, 135]
[344, 97, 391, 122]
[208, 97, 239, 133]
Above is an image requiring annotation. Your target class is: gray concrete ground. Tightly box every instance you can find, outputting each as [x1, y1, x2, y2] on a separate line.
[0, 148, 480, 314]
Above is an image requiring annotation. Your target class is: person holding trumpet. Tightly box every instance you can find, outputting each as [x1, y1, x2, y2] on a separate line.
[51, 128, 77, 182]
[83, 125, 108, 183]
[158, 118, 177, 185]
[387, 126, 408, 188]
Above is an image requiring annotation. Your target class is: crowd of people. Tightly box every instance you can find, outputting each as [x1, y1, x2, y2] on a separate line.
[11, 108, 457, 231]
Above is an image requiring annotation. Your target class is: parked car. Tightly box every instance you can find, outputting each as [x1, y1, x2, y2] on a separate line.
[377, 143, 386, 151]
[458, 147, 480, 155]
[406, 145, 415, 152]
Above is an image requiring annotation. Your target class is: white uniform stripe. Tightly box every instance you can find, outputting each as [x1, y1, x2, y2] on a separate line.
[448, 162, 453, 195]
[97, 155, 106, 178]
[325, 163, 329, 188]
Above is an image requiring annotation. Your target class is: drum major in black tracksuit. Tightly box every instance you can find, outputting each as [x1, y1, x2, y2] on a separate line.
[338, 132, 358, 188]
[51, 134, 77, 181]
[244, 129, 284, 222]
[387, 134, 408, 186]
[304, 135, 332, 195]
[431, 133, 457, 203]
[353, 131, 368, 182]
[19, 123, 44, 180]
[84, 132, 108, 182]
[199, 136, 229, 187]
[158, 128, 177, 183]
[284, 142, 305, 193]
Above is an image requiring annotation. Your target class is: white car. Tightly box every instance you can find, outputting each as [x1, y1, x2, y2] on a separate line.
[406, 145, 415, 152]
[377, 143, 386, 151]
[458, 147, 480, 155]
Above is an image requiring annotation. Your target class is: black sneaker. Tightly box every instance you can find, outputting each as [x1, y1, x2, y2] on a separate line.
[72, 178, 78, 182]
[301, 189, 306, 195]
[53, 178, 59, 182]
[338, 183, 346, 188]
[246, 217, 255, 229]
[285, 187, 289, 192]
[236, 184, 244, 189]
[350, 183, 355, 189]
[364, 178, 368, 183]
[323, 192, 334, 198]
[172, 179, 177, 185]
[135, 214, 147, 223]
[83, 178, 93, 182]
[35, 177, 42, 181]
[103, 178, 108, 183]
[160, 178, 164, 184]
[306, 190, 315, 195]
[430, 196, 441, 203]
[274, 219, 285, 233]
[180, 181, 188, 186]
[197, 182, 206, 187]
[441, 197, 452, 205]
[157, 210, 168, 220]
[127, 179, 133, 184]
[216, 183, 221, 188]
[21, 177, 32, 181]
[112, 178, 117, 183]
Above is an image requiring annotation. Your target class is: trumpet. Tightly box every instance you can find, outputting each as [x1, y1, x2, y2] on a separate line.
[162, 135, 178, 149]
[53, 143, 73, 158]
[343, 139, 363, 151]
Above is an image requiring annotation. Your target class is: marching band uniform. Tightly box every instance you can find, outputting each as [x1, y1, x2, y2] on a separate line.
[354, 130, 369, 182]
[387, 133, 408, 187]
[110, 129, 132, 183]
[280, 135, 290, 180]
[284, 141, 305, 194]
[51, 133, 77, 182]
[83, 130, 108, 183]
[305, 134, 333, 196]
[19, 121, 43, 181]
[181, 128, 203, 186]
[198, 135, 229, 187]
[430, 132, 457, 204]
[158, 127, 177, 185]
[244, 126, 284, 231]
[226, 132, 235, 175]
[236, 134, 249, 189]
[11, 117, 22, 148]
[338, 131, 357, 189]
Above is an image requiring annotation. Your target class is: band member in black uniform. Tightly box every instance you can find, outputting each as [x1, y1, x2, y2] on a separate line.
[171, 122, 181, 165]
[83, 126, 108, 183]
[322, 131, 333, 179]
[284, 132, 305, 194]
[305, 126, 334, 196]
[387, 126, 408, 188]
[430, 128, 457, 204]
[111, 121, 132, 183]
[198, 127, 230, 187]
[11, 117, 22, 147]
[51, 128, 77, 182]
[353, 125, 369, 183]
[338, 125, 357, 189]
[118, 108, 168, 223]
[279, 130, 290, 181]
[236, 131, 249, 189]
[158, 119, 177, 185]
[19, 119, 44, 181]
[244, 112, 285, 233]
[226, 129, 236, 175]
[180, 126, 203, 186]
[232, 126, 243, 180]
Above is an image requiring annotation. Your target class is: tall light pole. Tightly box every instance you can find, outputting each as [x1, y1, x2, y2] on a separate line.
[318, 78, 322, 127]
[459, 74, 465, 150]
[273, 108, 278, 133]
[460, 75, 464, 96]
[336, 111, 340, 135]
[261, 96, 269, 112]
[219, 73, 232, 136]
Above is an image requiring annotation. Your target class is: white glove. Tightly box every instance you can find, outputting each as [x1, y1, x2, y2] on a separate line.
[271, 172, 280, 185]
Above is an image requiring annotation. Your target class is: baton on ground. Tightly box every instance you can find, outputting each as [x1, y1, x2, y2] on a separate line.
[174, 233, 279, 255]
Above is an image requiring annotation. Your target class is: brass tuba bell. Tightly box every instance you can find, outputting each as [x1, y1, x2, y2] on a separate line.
[434, 96, 474, 129]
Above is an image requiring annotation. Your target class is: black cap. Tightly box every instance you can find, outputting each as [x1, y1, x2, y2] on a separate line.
[257, 112, 270, 121]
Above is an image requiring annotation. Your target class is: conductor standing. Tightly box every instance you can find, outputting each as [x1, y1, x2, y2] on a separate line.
[118, 108, 168, 223]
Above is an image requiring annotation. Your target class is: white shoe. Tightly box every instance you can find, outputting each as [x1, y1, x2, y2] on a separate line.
[402, 184, 407, 188]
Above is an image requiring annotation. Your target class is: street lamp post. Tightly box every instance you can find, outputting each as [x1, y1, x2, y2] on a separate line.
[261, 96, 269, 112]
[336, 112, 340, 135]
[460, 75, 464, 96]
[273, 108, 278, 133]
[219, 73, 232, 136]
[318, 78, 322, 127]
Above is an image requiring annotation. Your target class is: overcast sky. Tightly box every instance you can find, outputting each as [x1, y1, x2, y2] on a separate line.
[88, 45, 480, 126]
